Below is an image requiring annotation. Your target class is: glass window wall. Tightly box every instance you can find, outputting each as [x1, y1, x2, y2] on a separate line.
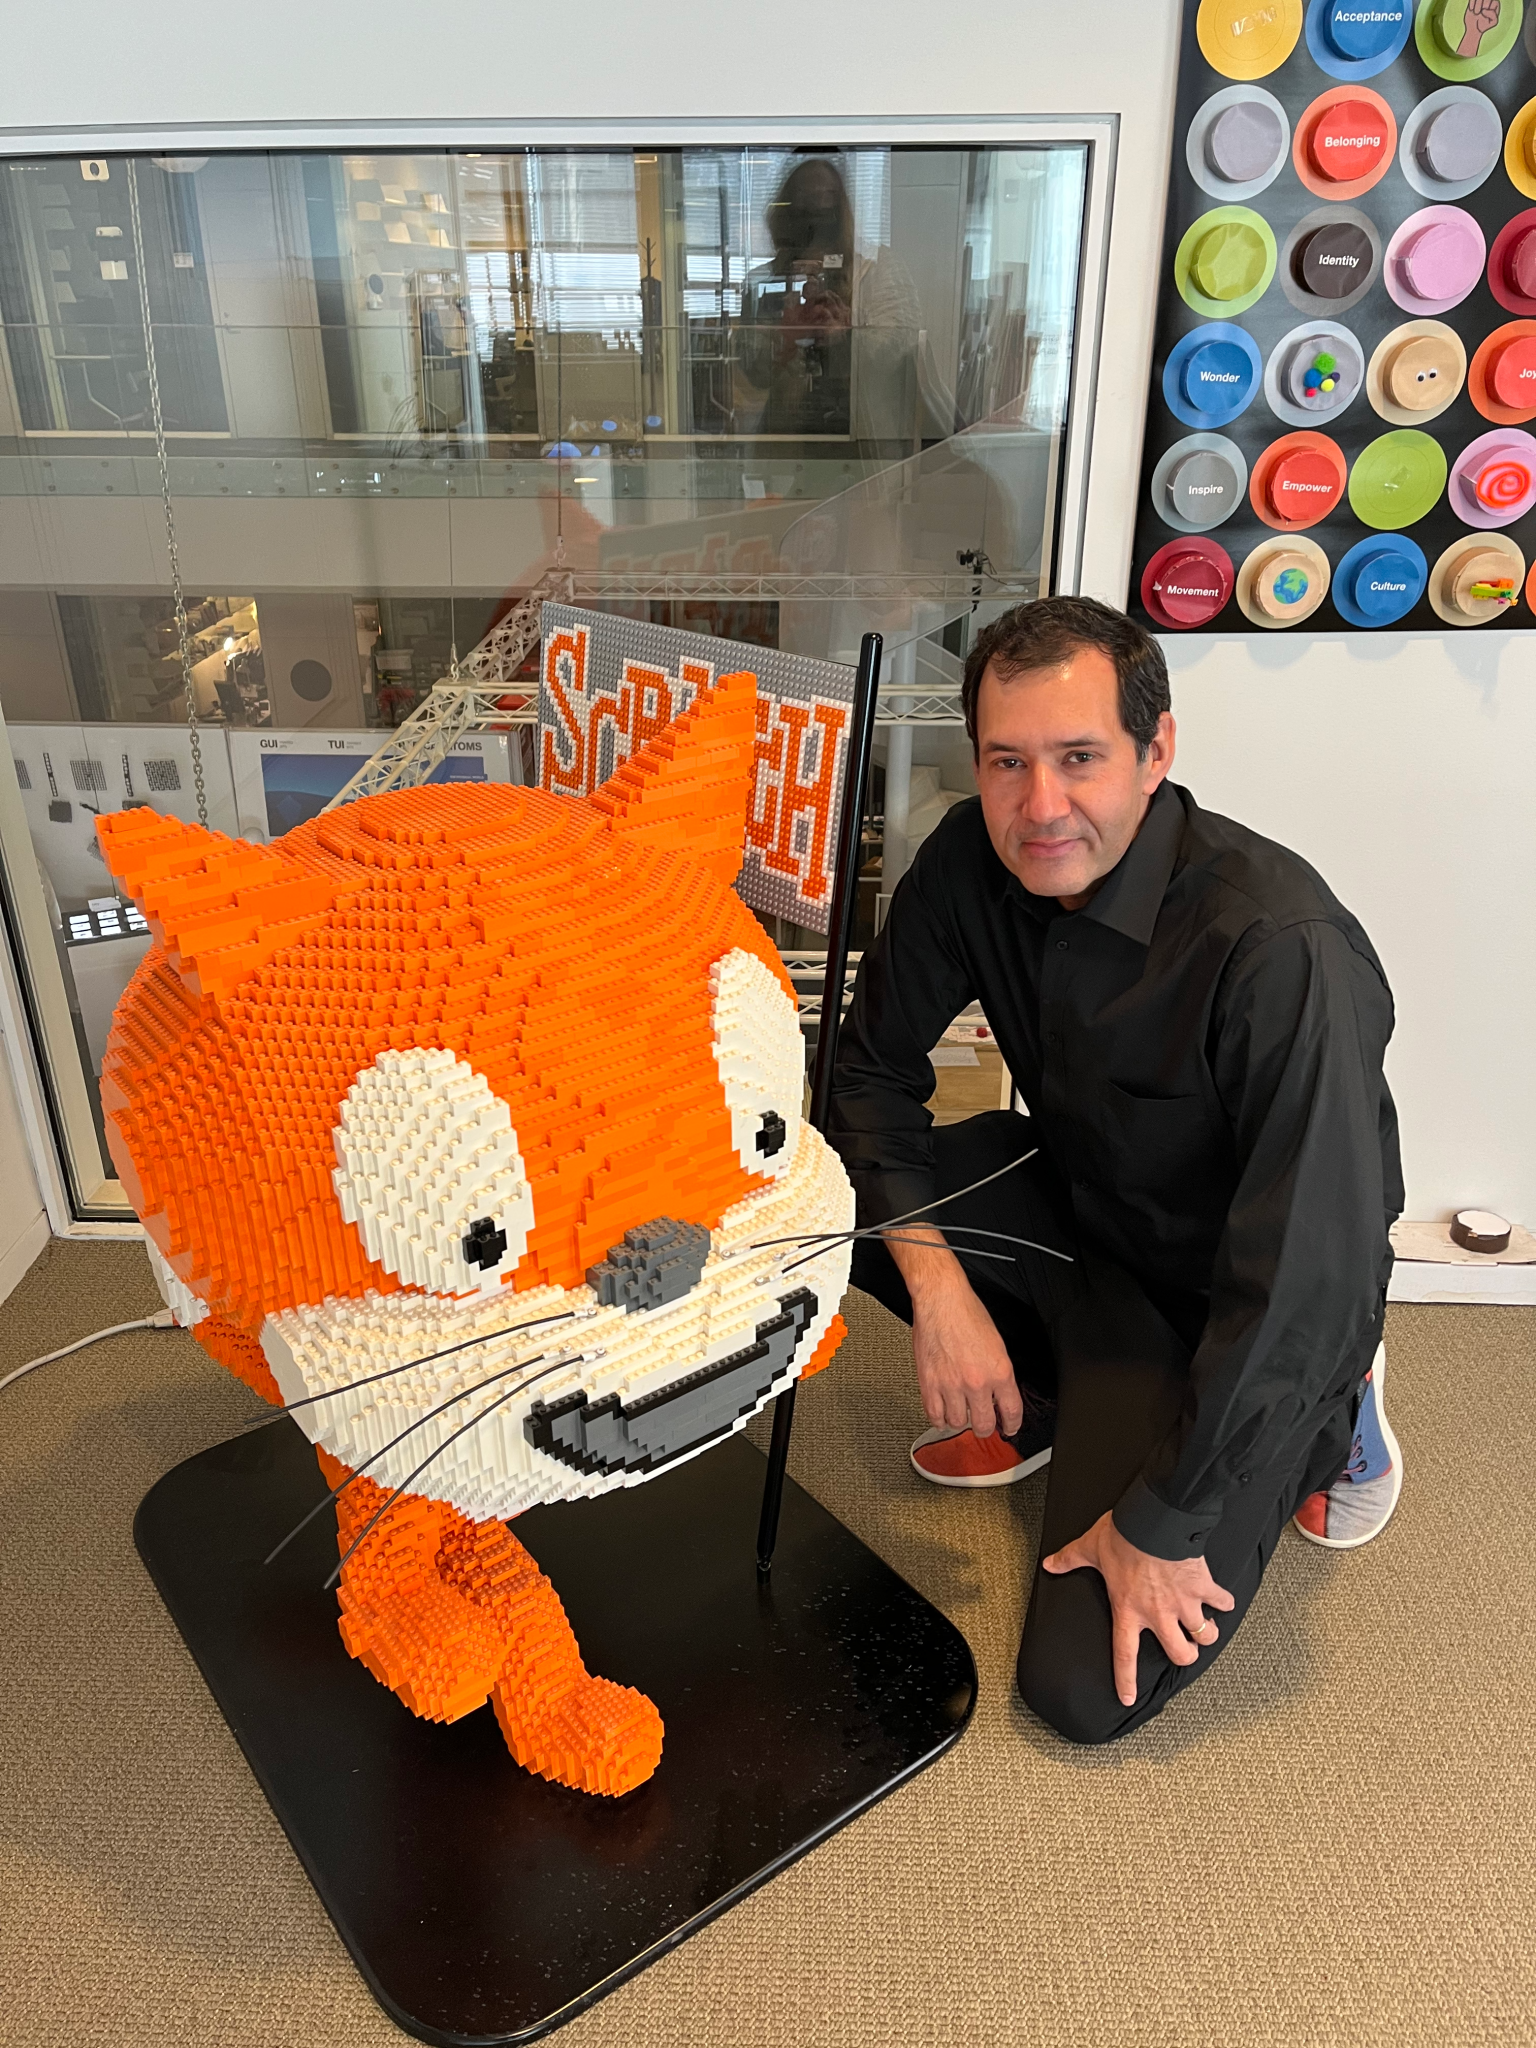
[0, 140, 1091, 1216]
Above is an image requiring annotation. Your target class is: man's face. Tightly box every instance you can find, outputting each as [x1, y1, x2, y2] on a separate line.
[973, 647, 1175, 909]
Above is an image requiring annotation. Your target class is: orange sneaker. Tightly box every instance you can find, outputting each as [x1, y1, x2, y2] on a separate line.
[910, 1416, 1054, 1489]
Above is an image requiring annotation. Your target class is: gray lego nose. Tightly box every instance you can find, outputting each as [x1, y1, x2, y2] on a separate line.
[586, 1217, 711, 1313]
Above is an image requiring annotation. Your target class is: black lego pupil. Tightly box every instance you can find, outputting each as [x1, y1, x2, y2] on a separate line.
[462, 1215, 509, 1270]
[755, 1110, 788, 1158]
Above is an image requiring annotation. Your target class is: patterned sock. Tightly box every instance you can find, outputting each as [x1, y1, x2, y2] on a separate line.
[1343, 1367, 1393, 1485]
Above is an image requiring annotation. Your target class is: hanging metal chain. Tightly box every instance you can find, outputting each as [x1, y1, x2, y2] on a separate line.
[125, 158, 208, 827]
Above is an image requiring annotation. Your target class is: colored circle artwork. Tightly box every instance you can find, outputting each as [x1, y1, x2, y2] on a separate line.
[1305, 0, 1415, 76]
[1383, 205, 1485, 312]
[1503, 92, 1536, 196]
[1150, 433, 1250, 531]
[1348, 428, 1449, 524]
[1414, 0, 1524, 80]
[1280, 206, 1382, 311]
[1331, 533, 1429, 623]
[1427, 532, 1526, 623]
[1235, 534, 1332, 625]
[1467, 318, 1536, 418]
[1400, 86, 1503, 197]
[1293, 86, 1399, 197]
[1298, 220, 1375, 294]
[1264, 319, 1367, 426]
[1366, 319, 1467, 421]
[1187, 87, 1292, 198]
[1198, 0, 1304, 77]
[1487, 208, 1536, 313]
[1447, 426, 1536, 522]
[1175, 208, 1279, 316]
[1249, 430, 1349, 527]
[1141, 537, 1235, 628]
[1140, 0, 1536, 636]
[1163, 322, 1265, 427]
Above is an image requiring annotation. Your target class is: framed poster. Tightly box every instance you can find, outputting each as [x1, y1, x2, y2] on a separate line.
[1132, 0, 1536, 632]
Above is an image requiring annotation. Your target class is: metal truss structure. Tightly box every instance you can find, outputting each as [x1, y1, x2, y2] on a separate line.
[324, 583, 971, 813]
[460, 565, 575, 683]
[781, 951, 861, 1023]
[321, 682, 537, 811]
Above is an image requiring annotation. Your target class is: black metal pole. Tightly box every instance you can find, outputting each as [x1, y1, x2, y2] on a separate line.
[756, 629, 883, 1574]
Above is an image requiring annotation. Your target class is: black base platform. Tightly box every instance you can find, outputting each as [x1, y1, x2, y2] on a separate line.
[135, 1422, 976, 2046]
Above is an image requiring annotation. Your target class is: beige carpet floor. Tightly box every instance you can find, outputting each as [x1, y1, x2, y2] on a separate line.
[1, 1237, 1532, 2048]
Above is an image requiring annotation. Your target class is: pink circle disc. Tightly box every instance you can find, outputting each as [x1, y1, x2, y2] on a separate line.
[1400, 221, 1480, 302]
[1473, 454, 1532, 511]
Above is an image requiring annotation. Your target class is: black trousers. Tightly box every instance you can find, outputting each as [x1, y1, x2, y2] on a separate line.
[851, 1111, 1361, 1745]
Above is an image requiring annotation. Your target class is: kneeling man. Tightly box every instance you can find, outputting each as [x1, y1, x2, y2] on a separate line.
[830, 596, 1403, 1743]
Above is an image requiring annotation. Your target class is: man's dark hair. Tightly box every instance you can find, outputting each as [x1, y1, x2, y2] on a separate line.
[960, 596, 1171, 758]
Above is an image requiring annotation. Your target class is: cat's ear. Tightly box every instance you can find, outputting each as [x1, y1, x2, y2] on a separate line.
[589, 670, 756, 884]
[96, 809, 342, 1003]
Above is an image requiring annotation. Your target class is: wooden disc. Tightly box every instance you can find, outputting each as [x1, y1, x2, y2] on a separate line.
[1384, 332, 1459, 409]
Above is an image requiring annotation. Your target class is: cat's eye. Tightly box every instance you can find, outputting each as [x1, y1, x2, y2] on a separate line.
[756, 1110, 788, 1158]
[462, 1215, 510, 1271]
[332, 1049, 535, 1297]
[710, 947, 803, 1180]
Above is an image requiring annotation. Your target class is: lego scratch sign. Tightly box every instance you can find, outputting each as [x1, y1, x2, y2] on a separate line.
[538, 606, 854, 933]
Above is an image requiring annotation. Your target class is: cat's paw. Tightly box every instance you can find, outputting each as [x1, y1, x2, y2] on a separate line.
[337, 1576, 506, 1724]
[492, 1671, 664, 1796]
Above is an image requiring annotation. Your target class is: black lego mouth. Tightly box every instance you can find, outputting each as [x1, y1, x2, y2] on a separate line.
[524, 1287, 819, 1480]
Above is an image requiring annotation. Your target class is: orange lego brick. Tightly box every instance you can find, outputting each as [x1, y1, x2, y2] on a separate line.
[97, 673, 849, 1800]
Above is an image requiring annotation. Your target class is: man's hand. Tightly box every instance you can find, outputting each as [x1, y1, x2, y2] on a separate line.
[886, 1228, 1022, 1439]
[1042, 1511, 1235, 1707]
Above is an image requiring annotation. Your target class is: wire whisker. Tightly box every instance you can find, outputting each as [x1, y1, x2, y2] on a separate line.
[322, 1351, 590, 1591]
[856, 1147, 1042, 1233]
[237, 1305, 583, 1434]
[779, 1230, 1021, 1279]
[263, 1345, 553, 1566]
[755, 1148, 1073, 1277]
[755, 1222, 1074, 1262]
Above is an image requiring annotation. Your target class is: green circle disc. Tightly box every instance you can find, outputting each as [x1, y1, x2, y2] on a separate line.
[1414, 0, 1523, 83]
[1174, 208, 1278, 317]
[1348, 430, 1449, 528]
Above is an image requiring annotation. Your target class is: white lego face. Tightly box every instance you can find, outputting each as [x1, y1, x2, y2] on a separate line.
[253, 947, 853, 1523]
[710, 948, 804, 1180]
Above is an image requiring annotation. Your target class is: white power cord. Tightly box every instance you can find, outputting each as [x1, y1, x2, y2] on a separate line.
[0, 1308, 180, 1397]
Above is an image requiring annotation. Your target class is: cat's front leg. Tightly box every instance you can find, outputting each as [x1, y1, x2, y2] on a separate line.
[320, 1449, 663, 1793]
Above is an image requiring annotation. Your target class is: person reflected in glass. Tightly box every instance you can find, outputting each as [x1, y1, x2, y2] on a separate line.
[738, 156, 855, 436]
[738, 154, 928, 446]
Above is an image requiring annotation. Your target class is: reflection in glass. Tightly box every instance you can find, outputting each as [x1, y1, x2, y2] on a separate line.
[0, 140, 1090, 1213]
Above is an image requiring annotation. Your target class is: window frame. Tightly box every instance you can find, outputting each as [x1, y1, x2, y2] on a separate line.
[0, 114, 1117, 1228]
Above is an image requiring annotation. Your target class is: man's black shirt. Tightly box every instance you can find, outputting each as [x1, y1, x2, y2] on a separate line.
[828, 779, 1403, 1560]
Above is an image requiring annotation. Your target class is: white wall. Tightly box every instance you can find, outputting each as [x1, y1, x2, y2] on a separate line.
[0, 0, 1528, 1224]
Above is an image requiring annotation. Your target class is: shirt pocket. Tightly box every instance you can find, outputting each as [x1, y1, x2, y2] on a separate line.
[1100, 1080, 1220, 1183]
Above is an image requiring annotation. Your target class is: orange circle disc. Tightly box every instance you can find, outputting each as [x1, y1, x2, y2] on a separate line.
[1248, 430, 1348, 529]
[1467, 319, 1536, 424]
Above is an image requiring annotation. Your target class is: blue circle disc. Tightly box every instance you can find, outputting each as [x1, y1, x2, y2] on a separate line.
[1181, 339, 1254, 415]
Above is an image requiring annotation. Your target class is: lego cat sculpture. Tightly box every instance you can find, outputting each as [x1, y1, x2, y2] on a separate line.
[97, 673, 853, 1796]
